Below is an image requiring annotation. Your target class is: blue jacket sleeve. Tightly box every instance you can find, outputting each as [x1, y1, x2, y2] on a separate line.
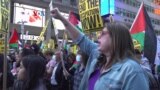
[74, 33, 98, 56]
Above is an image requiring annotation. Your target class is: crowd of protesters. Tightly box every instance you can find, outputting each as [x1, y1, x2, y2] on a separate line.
[0, 43, 88, 90]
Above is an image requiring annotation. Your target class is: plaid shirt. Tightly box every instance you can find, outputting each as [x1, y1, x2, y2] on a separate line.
[73, 65, 85, 90]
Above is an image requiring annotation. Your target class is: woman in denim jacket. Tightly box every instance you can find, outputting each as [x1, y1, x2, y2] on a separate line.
[51, 8, 149, 90]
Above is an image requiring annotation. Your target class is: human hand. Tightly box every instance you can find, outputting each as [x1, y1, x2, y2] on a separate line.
[63, 69, 70, 79]
[50, 8, 63, 20]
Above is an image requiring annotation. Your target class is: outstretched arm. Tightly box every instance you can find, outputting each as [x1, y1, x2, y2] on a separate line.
[51, 8, 97, 55]
[51, 8, 80, 41]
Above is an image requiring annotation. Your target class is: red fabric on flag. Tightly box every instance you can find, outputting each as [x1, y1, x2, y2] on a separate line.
[130, 4, 146, 34]
[9, 29, 19, 44]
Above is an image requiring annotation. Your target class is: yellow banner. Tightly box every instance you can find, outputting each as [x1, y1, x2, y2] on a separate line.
[133, 39, 141, 51]
[79, 0, 103, 32]
[47, 39, 55, 50]
[0, 0, 10, 33]
[40, 39, 55, 53]
[0, 34, 4, 53]
[37, 20, 49, 44]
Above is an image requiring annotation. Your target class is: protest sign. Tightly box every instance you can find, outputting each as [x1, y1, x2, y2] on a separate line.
[79, 0, 103, 32]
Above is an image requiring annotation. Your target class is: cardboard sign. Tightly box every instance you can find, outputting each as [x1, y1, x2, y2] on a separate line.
[133, 39, 141, 51]
[79, 0, 103, 32]
[0, 0, 10, 32]
[0, 34, 5, 53]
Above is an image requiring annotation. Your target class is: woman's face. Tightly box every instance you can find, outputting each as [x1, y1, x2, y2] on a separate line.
[98, 27, 112, 54]
[15, 52, 20, 62]
[17, 62, 26, 80]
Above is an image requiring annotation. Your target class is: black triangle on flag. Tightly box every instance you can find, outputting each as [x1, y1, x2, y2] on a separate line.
[142, 3, 157, 64]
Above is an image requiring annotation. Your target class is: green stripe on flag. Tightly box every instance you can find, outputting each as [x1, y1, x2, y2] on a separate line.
[76, 26, 83, 32]
[9, 43, 18, 48]
[132, 32, 145, 51]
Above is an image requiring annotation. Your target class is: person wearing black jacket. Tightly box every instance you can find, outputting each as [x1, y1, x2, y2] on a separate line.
[50, 51, 70, 90]
[0, 53, 14, 89]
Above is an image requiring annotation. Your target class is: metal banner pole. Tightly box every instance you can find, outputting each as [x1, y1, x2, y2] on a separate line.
[3, 33, 8, 90]
[1, 0, 10, 90]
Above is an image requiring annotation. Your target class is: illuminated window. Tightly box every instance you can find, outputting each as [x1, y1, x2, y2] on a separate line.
[154, 8, 160, 15]
[115, 7, 160, 25]
[153, 0, 160, 5]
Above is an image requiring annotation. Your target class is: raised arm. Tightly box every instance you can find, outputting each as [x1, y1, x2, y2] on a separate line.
[51, 8, 79, 40]
[51, 8, 97, 55]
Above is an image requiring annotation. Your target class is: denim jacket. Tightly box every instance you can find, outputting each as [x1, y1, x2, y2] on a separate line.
[74, 33, 149, 90]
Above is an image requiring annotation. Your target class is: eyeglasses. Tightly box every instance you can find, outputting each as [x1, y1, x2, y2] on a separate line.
[99, 31, 109, 37]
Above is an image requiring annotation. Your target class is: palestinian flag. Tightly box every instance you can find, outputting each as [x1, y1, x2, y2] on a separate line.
[130, 2, 157, 64]
[9, 29, 19, 48]
[69, 11, 83, 32]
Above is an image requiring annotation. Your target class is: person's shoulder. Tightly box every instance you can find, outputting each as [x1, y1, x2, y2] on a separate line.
[121, 58, 143, 73]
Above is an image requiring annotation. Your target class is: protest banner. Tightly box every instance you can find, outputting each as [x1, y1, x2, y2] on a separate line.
[0, 34, 4, 53]
[133, 39, 141, 51]
[79, 0, 103, 32]
[0, 0, 10, 33]
[0, 0, 10, 52]
[36, 19, 49, 44]
[0, 0, 10, 89]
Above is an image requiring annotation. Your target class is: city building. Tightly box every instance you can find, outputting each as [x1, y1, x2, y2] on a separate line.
[9, 0, 160, 43]
[114, 0, 160, 35]
[10, 0, 78, 42]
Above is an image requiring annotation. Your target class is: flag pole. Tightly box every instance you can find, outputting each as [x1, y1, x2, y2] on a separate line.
[52, 18, 69, 79]
[2, 0, 10, 89]
[3, 33, 8, 90]
[50, 0, 69, 79]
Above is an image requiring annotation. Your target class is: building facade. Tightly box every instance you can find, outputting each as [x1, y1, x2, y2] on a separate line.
[114, 0, 160, 35]
[10, 0, 78, 41]
[9, 0, 160, 41]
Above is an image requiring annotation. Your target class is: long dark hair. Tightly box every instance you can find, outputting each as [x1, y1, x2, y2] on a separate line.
[67, 53, 76, 64]
[97, 22, 135, 69]
[21, 55, 46, 90]
[20, 48, 35, 57]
